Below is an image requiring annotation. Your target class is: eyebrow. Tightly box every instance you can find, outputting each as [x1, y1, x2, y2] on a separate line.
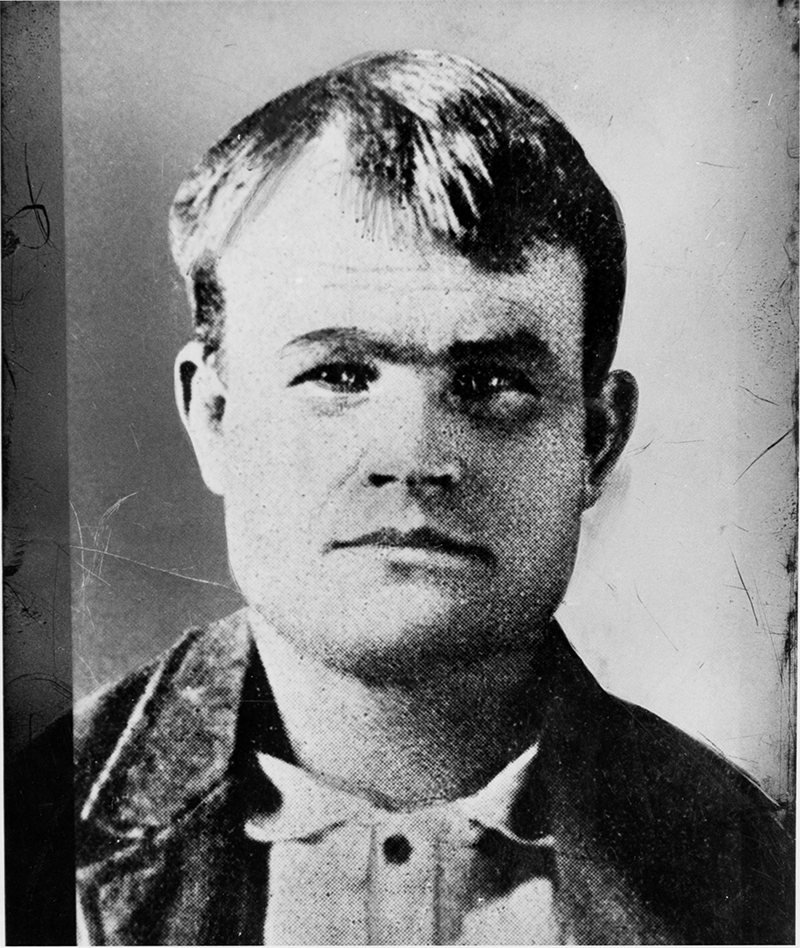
[280, 326, 559, 370]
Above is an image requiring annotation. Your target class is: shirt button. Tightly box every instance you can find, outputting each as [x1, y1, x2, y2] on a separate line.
[383, 834, 412, 864]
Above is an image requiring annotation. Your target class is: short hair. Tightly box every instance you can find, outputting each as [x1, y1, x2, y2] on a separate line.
[169, 50, 626, 393]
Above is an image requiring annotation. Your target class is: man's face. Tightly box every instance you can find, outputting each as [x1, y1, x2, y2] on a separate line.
[189, 142, 599, 681]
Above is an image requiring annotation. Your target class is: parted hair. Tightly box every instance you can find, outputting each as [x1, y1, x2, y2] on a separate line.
[169, 50, 626, 393]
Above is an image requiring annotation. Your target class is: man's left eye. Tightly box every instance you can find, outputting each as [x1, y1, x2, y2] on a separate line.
[289, 361, 378, 394]
[451, 364, 540, 402]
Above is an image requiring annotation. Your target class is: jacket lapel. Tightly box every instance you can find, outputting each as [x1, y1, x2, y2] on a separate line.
[77, 611, 285, 945]
[530, 628, 679, 945]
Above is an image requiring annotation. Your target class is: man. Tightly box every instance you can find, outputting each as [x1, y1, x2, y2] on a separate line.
[19, 50, 793, 944]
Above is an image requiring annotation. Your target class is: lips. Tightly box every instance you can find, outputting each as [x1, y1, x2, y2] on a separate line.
[327, 526, 494, 565]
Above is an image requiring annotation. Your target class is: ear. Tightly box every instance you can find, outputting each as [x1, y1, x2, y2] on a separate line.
[582, 369, 638, 509]
[175, 341, 228, 496]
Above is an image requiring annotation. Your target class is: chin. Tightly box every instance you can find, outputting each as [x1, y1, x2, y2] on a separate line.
[258, 582, 543, 686]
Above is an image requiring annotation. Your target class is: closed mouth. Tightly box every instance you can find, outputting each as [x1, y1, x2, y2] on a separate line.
[327, 527, 494, 565]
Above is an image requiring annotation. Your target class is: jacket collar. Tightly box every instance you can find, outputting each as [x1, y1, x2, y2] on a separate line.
[79, 611, 602, 848]
[80, 611, 613, 839]
[79, 610, 258, 843]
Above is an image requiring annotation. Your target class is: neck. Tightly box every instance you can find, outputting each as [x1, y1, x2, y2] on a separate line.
[250, 612, 550, 808]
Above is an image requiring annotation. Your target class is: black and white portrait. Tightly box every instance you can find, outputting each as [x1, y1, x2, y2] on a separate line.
[3, 2, 796, 945]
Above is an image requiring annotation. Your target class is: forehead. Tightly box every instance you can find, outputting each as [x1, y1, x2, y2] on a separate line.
[216, 126, 586, 362]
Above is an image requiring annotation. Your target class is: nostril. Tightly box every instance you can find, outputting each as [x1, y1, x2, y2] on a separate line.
[368, 473, 397, 488]
[366, 465, 463, 490]
[407, 470, 458, 491]
[418, 473, 452, 488]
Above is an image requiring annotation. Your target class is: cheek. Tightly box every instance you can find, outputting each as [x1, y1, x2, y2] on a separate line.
[471, 423, 588, 531]
[222, 397, 364, 526]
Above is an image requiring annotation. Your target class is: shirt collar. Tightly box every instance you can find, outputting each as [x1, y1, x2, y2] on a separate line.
[246, 740, 545, 846]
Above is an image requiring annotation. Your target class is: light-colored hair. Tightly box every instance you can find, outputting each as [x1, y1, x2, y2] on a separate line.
[169, 50, 626, 392]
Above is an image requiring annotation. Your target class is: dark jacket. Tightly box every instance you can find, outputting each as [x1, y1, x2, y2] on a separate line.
[14, 611, 798, 944]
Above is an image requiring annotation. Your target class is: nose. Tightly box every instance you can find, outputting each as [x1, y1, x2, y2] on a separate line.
[363, 384, 465, 495]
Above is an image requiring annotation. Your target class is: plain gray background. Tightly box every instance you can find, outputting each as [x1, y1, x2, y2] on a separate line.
[64, 1, 797, 802]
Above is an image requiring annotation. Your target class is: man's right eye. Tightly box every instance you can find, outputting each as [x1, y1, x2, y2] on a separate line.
[289, 362, 379, 394]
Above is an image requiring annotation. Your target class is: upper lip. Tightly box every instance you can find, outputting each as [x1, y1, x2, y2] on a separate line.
[327, 527, 494, 564]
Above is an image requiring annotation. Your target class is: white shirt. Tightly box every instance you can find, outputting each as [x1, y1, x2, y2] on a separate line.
[245, 744, 563, 945]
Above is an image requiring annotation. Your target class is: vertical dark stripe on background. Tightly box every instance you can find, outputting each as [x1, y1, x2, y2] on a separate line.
[2, 1, 74, 943]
